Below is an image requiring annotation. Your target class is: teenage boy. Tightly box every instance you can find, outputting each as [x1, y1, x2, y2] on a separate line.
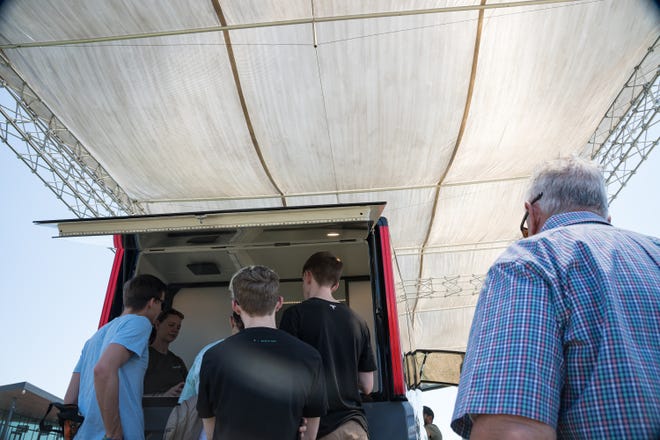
[197, 265, 327, 440]
[280, 252, 377, 439]
[64, 274, 167, 440]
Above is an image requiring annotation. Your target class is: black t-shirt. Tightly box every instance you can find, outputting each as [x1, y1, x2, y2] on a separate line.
[196, 327, 327, 440]
[280, 298, 377, 437]
[144, 347, 188, 394]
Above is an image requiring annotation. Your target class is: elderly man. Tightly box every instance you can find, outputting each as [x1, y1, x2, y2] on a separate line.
[451, 157, 660, 439]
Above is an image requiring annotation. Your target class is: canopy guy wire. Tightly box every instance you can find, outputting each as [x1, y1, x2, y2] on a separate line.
[392, 247, 416, 353]
[310, 0, 341, 205]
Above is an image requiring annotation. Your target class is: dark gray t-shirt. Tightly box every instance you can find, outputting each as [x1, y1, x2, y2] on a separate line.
[144, 346, 188, 394]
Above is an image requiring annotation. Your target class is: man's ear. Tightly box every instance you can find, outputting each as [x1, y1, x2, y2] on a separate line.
[330, 281, 340, 292]
[527, 202, 545, 236]
[232, 299, 241, 314]
[274, 296, 284, 312]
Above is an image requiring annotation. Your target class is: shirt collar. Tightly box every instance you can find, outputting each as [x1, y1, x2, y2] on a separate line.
[541, 211, 611, 233]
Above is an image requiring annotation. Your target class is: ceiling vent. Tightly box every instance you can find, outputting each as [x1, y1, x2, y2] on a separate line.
[187, 262, 220, 276]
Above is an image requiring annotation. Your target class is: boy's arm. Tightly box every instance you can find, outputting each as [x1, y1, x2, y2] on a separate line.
[63, 372, 80, 404]
[94, 343, 131, 439]
[305, 417, 320, 439]
[358, 371, 374, 395]
[202, 417, 215, 439]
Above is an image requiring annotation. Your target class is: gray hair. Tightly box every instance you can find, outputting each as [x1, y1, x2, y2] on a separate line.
[526, 156, 608, 219]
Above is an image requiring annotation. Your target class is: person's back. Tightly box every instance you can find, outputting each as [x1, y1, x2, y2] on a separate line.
[452, 157, 660, 439]
[281, 297, 374, 434]
[423, 406, 442, 440]
[197, 265, 327, 440]
[513, 213, 660, 438]
[167, 312, 244, 440]
[280, 251, 376, 439]
[200, 327, 325, 439]
[164, 395, 202, 440]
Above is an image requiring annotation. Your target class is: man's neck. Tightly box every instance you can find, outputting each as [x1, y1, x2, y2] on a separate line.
[242, 314, 277, 329]
[123, 307, 150, 319]
[307, 288, 338, 302]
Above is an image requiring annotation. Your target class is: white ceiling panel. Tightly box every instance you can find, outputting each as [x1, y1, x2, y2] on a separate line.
[445, 0, 659, 184]
[427, 179, 529, 246]
[317, 13, 477, 189]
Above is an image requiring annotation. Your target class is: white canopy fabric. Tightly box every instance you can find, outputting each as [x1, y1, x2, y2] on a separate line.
[1, 0, 658, 357]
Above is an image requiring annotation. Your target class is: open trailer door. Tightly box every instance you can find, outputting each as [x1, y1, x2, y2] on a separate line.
[38, 202, 419, 439]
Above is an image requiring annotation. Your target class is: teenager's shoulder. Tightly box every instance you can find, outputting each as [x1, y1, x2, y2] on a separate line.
[120, 313, 151, 324]
[278, 330, 323, 359]
[120, 313, 153, 330]
[102, 314, 151, 333]
[305, 297, 344, 310]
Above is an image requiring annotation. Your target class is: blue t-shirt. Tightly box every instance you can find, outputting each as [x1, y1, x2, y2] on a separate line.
[452, 212, 660, 439]
[178, 339, 224, 404]
[74, 314, 152, 439]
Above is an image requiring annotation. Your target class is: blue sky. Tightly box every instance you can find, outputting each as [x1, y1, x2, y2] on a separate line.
[0, 134, 658, 439]
[0, 146, 114, 397]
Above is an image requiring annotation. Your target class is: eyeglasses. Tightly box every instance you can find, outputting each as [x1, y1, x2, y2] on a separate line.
[520, 192, 543, 238]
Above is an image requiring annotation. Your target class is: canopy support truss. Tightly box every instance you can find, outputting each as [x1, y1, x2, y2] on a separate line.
[397, 275, 485, 302]
[0, 54, 143, 218]
[586, 36, 659, 203]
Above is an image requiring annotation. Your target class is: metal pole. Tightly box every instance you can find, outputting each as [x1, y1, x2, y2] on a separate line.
[0, 0, 580, 50]
[0, 397, 17, 440]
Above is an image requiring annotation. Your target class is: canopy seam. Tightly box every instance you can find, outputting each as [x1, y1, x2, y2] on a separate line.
[211, 0, 287, 207]
[414, 0, 488, 322]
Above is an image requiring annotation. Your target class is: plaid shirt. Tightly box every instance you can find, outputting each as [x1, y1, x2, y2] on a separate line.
[451, 211, 660, 439]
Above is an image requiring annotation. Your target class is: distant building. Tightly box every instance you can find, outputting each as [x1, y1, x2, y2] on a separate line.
[0, 382, 61, 439]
